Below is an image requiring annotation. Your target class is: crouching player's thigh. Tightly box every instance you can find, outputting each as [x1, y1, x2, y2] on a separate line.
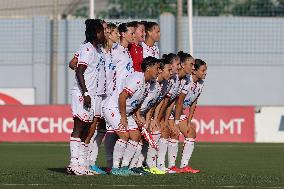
[102, 106, 129, 140]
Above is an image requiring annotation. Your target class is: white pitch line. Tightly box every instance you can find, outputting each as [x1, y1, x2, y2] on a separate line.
[0, 143, 284, 148]
[1, 184, 284, 188]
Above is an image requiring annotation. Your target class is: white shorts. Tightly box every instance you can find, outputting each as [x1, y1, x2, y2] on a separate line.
[71, 93, 95, 123]
[102, 107, 139, 133]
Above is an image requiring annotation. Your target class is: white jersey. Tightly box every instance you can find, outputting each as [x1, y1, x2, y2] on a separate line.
[95, 45, 107, 96]
[105, 72, 148, 115]
[140, 80, 162, 113]
[72, 42, 100, 95]
[141, 42, 159, 58]
[181, 75, 204, 108]
[156, 79, 172, 103]
[112, 43, 134, 90]
[105, 46, 116, 96]
[167, 74, 181, 101]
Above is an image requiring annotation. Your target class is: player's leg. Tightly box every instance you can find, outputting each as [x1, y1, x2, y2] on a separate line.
[68, 93, 93, 175]
[88, 119, 107, 174]
[156, 118, 170, 171]
[167, 118, 181, 173]
[102, 106, 130, 175]
[104, 130, 118, 171]
[178, 115, 200, 173]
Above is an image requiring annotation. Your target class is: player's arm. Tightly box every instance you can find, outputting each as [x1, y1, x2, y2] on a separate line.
[157, 97, 170, 122]
[187, 95, 200, 125]
[76, 65, 90, 109]
[118, 90, 129, 128]
[69, 54, 78, 70]
[145, 106, 155, 129]
[164, 99, 175, 127]
[174, 93, 186, 123]
[133, 105, 145, 126]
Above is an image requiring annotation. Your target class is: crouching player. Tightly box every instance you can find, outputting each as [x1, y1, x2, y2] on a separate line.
[102, 57, 160, 176]
[173, 59, 207, 173]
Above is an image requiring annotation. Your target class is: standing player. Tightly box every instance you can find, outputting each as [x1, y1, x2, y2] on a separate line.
[128, 21, 145, 72]
[67, 19, 105, 175]
[101, 57, 160, 176]
[142, 21, 160, 59]
[173, 59, 207, 173]
[88, 23, 121, 172]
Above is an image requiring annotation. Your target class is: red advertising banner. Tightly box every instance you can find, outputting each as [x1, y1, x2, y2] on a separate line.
[187, 106, 255, 142]
[0, 105, 73, 142]
[0, 105, 255, 142]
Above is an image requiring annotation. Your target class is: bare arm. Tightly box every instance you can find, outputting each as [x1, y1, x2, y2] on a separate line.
[174, 93, 186, 121]
[119, 90, 129, 127]
[69, 57, 78, 70]
[76, 64, 90, 108]
[157, 97, 170, 122]
[187, 98, 198, 125]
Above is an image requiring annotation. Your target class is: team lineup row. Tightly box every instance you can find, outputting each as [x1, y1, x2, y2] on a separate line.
[67, 19, 207, 176]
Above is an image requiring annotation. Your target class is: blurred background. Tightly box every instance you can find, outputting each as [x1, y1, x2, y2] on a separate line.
[0, 0, 283, 106]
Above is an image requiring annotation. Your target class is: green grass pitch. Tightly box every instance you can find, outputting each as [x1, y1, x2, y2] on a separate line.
[0, 142, 283, 189]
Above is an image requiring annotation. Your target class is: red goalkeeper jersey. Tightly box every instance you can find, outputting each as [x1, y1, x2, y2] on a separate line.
[128, 43, 143, 72]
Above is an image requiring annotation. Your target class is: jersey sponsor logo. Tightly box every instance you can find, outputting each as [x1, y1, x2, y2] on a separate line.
[131, 100, 140, 108]
[279, 116, 284, 131]
[147, 99, 156, 108]
[183, 99, 191, 107]
[108, 62, 116, 70]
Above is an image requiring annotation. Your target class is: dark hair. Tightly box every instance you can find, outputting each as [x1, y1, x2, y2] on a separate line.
[145, 21, 159, 32]
[129, 21, 138, 28]
[85, 19, 104, 44]
[194, 59, 206, 70]
[118, 22, 136, 33]
[177, 51, 193, 63]
[162, 53, 178, 64]
[159, 58, 171, 70]
[141, 56, 159, 72]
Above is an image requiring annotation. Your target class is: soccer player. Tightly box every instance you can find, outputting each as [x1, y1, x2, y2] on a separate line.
[67, 19, 105, 175]
[142, 22, 160, 59]
[158, 51, 195, 173]
[128, 21, 145, 72]
[101, 56, 160, 176]
[113, 22, 135, 89]
[129, 57, 173, 174]
[146, 53, 181, 173]
[173, 59, 207, 173]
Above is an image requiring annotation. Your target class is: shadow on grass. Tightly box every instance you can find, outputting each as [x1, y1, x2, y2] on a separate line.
[47, 168, 67, 174]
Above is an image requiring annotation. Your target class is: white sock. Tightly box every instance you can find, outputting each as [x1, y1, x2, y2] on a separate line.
[69, 137, 81, 166]
[88, 129, 106, 166]
[167, 138, 179, 168]
[113, 139, 127, 168]
[146, 131, 160, 168]
[157, 138, 168, 170]
[121, 140, 138, 167]
[180, 138, 195, 168]
[105, 132, 118, 168]
[129, 142, 143, 168]
[78, 142, 89, 167]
